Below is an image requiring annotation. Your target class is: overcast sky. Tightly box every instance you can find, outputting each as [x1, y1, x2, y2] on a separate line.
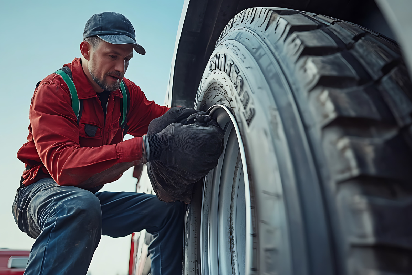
[0, 0, 185, 274]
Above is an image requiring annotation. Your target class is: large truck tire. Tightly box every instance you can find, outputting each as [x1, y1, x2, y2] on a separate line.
[184, 7, 412, 275]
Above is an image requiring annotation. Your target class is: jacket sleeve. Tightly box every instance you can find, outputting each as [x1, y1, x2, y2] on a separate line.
[30, 75, 143, 188]
[124, 80, 169, 137]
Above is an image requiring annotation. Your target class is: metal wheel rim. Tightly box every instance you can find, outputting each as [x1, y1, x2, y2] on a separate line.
[200, 105, 252, 275]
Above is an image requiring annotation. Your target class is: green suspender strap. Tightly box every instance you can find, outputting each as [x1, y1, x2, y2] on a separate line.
[55, 69, 80, 119]
[119, 80, 128, 128]
[55, 68, 128, 129]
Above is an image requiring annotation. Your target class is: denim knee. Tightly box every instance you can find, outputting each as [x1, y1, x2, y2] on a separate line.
[56, 188, 102, 230]
[32, 187, 102, 236]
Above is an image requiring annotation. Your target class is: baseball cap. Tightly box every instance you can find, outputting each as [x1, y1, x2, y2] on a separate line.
[83, 12, 145, 55]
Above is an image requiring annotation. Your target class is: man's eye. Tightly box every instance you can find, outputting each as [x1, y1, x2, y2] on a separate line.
[109, 55, 117, 59]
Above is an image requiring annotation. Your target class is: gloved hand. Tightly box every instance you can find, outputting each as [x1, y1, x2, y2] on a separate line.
[181, 111, 212, 125]
[145, 120, 224, 178]
[147, 107, 197, 135]
[147, 161, 197, 204]
[144, 110, 224, 203]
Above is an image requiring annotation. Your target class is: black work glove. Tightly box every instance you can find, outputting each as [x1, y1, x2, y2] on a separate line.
[181, 111, 212, 125]
[145, 111, 224, 203]
[147, 107, 197, 135]
[147, 161, 197, 204]
[146, 119, 224, 178]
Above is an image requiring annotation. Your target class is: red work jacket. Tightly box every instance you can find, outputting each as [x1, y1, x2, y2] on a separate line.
[17, 58, 168, 190]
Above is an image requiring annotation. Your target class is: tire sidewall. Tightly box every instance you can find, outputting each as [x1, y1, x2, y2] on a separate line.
[194, 38, 295, 275]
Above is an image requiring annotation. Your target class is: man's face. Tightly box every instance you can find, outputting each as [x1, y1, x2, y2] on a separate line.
[87, 40, 134, 92]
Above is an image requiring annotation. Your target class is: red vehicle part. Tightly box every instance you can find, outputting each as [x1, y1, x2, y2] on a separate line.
[0, 249, 30, 275]
[129, 233, 136, 275]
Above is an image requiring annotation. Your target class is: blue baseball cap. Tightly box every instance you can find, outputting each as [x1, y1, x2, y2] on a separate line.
[83, 12, 145, 55]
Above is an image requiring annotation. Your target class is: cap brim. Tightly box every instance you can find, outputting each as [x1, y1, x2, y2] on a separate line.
[98, 34, 146, 55]
[133, 44, 146, 55]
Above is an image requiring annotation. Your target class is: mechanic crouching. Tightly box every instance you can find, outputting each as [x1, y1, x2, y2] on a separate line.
[12, 12, 223, 275]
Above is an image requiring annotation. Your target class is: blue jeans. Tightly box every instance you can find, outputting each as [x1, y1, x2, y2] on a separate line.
[12, 178, 184, 275]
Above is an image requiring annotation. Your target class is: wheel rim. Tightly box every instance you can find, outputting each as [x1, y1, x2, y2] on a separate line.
[201, 105, 252, 275]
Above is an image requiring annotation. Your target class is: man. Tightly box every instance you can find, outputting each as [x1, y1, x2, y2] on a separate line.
[13, 12, 221, 275]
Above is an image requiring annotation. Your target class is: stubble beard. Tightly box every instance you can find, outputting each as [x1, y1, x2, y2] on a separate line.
[88, 62, 121, 92]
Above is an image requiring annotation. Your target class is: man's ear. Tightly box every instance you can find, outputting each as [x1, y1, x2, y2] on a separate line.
[80, 41, 91, 60]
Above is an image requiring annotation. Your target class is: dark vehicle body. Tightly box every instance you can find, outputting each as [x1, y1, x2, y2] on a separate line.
[166, 0, 411, 107]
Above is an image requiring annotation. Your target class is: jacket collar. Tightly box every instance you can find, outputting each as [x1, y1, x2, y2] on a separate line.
[64, 58, 123, 100]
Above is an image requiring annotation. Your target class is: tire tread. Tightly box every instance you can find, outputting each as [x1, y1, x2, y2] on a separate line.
[206, 7, 412, 274]
[216, 8, 412, 275]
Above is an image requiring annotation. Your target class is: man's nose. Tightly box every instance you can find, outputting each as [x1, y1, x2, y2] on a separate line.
[114, 60, 126, 74]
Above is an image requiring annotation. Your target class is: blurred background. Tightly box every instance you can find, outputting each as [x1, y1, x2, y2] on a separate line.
[0, 0, 185, 274]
